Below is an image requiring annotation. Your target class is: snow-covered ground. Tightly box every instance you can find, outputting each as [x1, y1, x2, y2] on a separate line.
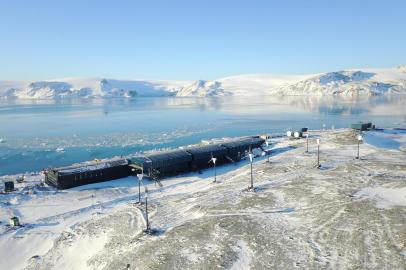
[1, 66, 406, 99]
[0, 129, 405, 269]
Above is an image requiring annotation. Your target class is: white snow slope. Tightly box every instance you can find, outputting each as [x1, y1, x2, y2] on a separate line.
[1, 66, 406, 99]
[0, 78, 191, 99]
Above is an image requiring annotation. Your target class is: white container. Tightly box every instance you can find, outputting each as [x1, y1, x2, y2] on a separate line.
[286, 131, 292, 137]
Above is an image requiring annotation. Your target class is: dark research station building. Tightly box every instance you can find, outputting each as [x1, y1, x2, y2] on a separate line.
[45, 136, 265, 189]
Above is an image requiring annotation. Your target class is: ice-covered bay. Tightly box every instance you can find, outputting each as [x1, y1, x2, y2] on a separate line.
[1, 96, 406, 175]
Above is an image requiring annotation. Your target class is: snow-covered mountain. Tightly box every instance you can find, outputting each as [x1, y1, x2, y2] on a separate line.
[1, 66, 406, 99]
[176, 74, 309, 97]
[178, 67, 406, 97]
[273, 67, 406, 96]
[0, 78, 190, 99]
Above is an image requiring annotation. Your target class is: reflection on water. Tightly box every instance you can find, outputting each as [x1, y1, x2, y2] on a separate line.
[0, 95, 405, 175]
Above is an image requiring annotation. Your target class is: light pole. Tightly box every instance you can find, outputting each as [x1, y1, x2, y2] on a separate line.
[356, 134, 363, 159]
[316, 139, 321, 168]
[136, 169, 143, 204]
[211, 157, 217, 183]
[248, 152, 254, 190]
[265, 141, 270, 163]
[132, 170, 152, 234]
[305, 133, 309, 153]
[144, 186, 150, 233]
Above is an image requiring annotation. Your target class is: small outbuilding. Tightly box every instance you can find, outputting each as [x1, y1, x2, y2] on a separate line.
[9, 217, 20, 227]
[4, 181, 14, 192]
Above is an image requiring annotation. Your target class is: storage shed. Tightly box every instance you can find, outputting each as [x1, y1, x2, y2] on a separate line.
[186, 144, 229, 170]
[129, 149, 193, 178]
[45, 158, 130, 189]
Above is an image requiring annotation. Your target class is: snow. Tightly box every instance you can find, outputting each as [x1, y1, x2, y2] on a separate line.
[0, 80, 26, 97]
[398, 65, 406, 73]
[176, 80, 226, 97]
[275, 67, 406, 96]
[1, 129, 406, 269]
[54, 158, 128, 176]
[354, 187, 406, 209]
[229, 240, 254, 270]
[3, 78, 192, 99]
[1, 66, 406, 99]
[176, 74, 312, 97]
[51, 232, 110, 270]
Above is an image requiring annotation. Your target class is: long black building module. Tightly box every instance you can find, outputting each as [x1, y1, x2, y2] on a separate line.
[129, 136, 265, 178]
[45, 136, 265, 189]
[129, 149, 193, 179]
[221, 137, 264, 161]
[186, 144, 229, 170]
[45, 158, 130, 189]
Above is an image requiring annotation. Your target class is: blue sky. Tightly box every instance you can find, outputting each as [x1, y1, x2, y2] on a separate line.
[1, 0, 405, 81]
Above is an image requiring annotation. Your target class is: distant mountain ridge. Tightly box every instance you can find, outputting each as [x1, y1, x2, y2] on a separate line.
[1, 66, 406, 99]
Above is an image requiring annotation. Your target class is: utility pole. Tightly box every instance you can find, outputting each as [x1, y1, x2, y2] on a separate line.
[356, 134, 363, 159]
[137, 170, 143, 204]
[138, 180, 141, 203]
[306, 133, 309, 153]
[265, 141, 270, 163]
[316, 139, 321, 168]
[145, 187, 150, 232]
[211, 157, 217, 183]
[248, 152, 254, 190]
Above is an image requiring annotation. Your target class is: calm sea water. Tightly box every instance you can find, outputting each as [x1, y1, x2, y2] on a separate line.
[1, 96, 405, 176]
